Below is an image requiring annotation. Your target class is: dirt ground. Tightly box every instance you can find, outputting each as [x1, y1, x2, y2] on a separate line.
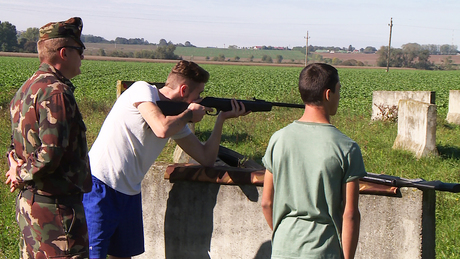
[320, 53, 380, 66]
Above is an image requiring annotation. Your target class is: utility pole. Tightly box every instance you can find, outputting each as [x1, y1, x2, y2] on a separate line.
[304, 31, 310, 66]
[386, 18, 393, 72]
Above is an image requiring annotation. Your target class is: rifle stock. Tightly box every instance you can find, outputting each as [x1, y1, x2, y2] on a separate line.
[156, 97, 304, 116]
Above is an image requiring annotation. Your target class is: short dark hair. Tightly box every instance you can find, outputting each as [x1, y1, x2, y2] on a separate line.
[298, 63, 339, 105]
[170, 60, 209, 84]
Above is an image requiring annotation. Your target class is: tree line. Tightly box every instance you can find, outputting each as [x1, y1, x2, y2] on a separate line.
[82, 35, 196, 47]
[0, 21, 39, 52]
[0, 20, 193, 53]
[0, 21, 182, 60]
[376, 43, 458, 70]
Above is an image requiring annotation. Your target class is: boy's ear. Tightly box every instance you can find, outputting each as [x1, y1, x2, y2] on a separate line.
[179, 84, 188, 97]
[324, 88, 331, 102]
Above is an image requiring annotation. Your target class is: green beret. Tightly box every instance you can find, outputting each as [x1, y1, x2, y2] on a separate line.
[39, 17, 85, 48]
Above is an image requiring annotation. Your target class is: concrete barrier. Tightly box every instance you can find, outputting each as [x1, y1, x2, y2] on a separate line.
[357, 188, 435, 259]
[392, 100, 438, 158]
[446, 90, 460, 125]
[134, 164, 436, 259]
[372, 91, 435, 121]
[135, 163, 272, 259]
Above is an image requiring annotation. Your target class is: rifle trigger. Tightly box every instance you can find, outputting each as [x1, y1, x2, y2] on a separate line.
[206, 109, 219, 116]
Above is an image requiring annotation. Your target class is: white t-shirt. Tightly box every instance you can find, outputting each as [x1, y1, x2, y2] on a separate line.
[89, 81, 192, 195]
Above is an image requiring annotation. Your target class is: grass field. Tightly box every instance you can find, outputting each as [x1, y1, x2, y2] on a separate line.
[0, 56, 460, 258]
[83, 43, 307, 62]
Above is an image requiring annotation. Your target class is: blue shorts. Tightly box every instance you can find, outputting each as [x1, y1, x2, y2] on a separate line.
[83, 176, 144, 258]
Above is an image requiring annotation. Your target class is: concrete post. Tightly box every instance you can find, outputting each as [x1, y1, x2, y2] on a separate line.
[356, 188, 436, 259]
[392, 99, 438, 158]
[446, 90, 460, 125]
[371, 91, 435, 121]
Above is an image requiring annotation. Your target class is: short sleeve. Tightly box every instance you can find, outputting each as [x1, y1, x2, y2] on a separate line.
[262, 134, 277, 173]
[343, 143, 367, 183]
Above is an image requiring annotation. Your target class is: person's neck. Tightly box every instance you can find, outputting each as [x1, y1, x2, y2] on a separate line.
[47, 58, 81, 80]
[298, 105, 331, 124]
[48, 62, 71, 80]
[158, 86, 178, 101]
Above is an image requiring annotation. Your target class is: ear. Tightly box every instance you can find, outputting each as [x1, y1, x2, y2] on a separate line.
[324, 88, 331, 102]
[179, 84, 188, 97]
[58, 48, 68, 60]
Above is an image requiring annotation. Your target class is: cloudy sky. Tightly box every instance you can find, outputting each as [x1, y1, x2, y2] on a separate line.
[1, 0, 458, 49]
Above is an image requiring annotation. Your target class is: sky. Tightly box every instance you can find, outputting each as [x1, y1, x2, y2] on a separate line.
[1, 0, 459, 49]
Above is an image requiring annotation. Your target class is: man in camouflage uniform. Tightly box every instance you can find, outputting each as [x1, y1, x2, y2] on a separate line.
[5, 17, 92, 258]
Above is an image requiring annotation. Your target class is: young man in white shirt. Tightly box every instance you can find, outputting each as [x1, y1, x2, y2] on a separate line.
[83, 60, 249, 259]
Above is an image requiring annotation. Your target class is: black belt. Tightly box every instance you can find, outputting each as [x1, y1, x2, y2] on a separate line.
[21, 189, 82, 205]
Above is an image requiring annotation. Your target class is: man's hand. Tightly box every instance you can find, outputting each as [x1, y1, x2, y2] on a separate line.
[5, 152, 24, 192]
[218, 98, 250, 120]
[187, 102, 213, 123]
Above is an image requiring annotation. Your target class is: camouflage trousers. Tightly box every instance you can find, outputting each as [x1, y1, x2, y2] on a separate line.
[16, 191, 89, 258]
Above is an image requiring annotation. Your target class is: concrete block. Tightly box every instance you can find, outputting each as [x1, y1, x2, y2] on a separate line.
[357, 188, 435, 259]
[372, 91, 435, 121]
[135, 164, 436, 259]
[135, 163, 272, 259]
[392, 99, 438, 158]
[446, 90, 460, 125]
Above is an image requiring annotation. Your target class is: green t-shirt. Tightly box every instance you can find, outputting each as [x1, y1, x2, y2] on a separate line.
[263, 121, 367, 259]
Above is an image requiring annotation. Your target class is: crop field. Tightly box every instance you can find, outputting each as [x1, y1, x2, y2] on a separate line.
[83, 43, 307, 62]
[1, 56, 460, 258]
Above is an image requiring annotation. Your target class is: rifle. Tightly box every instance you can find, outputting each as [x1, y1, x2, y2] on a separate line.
[362, 172, 460, 193]
[156, 97, 304, 116]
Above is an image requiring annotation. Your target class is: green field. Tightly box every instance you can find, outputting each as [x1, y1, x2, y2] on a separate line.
[83, 43, 307, 62]
[174, 46, 306, 61]
[1, 56, 460, 258]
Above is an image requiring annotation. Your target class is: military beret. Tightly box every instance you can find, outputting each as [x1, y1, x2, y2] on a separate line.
[39, 17, 85, 48]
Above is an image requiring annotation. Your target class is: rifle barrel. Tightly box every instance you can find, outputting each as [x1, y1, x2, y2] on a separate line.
[270, 101, 304, 109]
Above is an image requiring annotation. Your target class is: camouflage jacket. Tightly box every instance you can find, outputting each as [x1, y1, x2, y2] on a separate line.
[9, 63, 91, 196]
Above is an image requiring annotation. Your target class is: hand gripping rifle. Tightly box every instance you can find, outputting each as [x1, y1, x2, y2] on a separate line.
[156, 97, 305, 116]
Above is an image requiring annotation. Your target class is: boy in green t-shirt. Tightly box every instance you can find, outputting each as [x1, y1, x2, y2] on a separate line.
[261, 63, 367, 259]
